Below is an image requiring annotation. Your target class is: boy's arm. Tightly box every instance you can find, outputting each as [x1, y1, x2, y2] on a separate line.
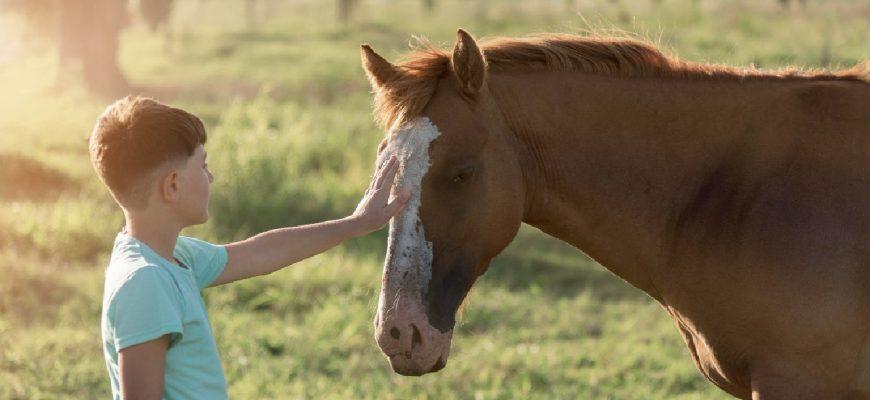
[211, 155, 409, 286]
[118, 334, 169, 400]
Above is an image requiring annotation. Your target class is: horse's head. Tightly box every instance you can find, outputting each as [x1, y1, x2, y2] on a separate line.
[361, 30, 525, 375]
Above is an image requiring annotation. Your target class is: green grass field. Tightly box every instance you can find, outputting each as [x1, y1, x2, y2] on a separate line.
[0, 0, 867, 398]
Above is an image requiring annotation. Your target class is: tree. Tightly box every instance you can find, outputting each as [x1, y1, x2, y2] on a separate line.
[423, 0, 435, 14]
[140, 0, 175, 55]
[5, 0, 131, 96]
[337, 0, 357, 24]
[59, 0, 130, 95]
[140, 0, 173, 31]
[245, 0, 258, 31]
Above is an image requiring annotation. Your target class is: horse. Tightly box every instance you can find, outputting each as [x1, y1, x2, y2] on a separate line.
[360, 29, 869, 399]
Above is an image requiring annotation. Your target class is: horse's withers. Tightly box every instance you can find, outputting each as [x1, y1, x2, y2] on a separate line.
[373, 117, 451, 375]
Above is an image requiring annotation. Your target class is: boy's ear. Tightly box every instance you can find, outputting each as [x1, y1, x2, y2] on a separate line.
[161, 170, 180, 203]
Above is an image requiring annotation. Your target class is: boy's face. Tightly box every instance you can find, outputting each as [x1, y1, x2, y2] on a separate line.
[173, 145, 213, 225]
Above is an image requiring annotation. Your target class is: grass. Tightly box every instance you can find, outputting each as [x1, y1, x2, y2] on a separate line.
[0, 0, 867, 398]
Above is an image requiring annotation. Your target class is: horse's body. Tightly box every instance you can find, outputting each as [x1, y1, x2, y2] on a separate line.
[495, 71, 870, 398]
[360, 31, 870, 399]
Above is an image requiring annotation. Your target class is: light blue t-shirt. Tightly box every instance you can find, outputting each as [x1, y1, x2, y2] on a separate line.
[101, 232, 229, 400]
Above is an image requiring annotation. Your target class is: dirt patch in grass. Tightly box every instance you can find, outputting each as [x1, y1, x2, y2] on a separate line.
[0, 265, 80, 326]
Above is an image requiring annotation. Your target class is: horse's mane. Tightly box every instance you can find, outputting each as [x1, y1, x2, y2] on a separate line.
[372, 33, 869, 130]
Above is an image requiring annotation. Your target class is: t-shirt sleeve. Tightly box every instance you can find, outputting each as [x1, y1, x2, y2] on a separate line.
[175, 236, 228, 289]
[108, 266, 184, 351]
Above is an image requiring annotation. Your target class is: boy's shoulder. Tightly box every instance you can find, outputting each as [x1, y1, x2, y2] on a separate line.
[103, 232, 226, 295]
[107, 232, 160, 272]
[173, 235, 228, 289]
[173, 235, 218, 265]
[103, 234, 179, 305]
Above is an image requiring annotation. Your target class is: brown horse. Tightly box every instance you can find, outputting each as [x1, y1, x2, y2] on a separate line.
[360, 30, 869, 399]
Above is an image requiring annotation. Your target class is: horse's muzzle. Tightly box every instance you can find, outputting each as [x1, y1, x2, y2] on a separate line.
[374, 305, 453, 376]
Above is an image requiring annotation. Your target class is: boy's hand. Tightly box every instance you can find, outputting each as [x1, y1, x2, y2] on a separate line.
[216, 155, 411, 286]
[353, 155, 411, 233]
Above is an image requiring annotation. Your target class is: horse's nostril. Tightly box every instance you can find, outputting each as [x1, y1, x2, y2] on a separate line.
[390, 327, 401, 339]
[410, 323, 423, 350]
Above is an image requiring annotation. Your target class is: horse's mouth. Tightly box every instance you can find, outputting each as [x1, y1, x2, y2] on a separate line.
[388, 353, 447, 376]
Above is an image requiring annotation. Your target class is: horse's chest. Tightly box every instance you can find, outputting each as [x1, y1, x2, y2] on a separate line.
[669, 308, 752, 399]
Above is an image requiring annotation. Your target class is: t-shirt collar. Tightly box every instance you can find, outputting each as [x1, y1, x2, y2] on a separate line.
[116, 231, 190, 272]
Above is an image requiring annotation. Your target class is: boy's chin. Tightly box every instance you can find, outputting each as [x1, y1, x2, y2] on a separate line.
[186, 211, 209, 226]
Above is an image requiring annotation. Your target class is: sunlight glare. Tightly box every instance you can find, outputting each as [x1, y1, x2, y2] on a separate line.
[0, 17, 21, 65]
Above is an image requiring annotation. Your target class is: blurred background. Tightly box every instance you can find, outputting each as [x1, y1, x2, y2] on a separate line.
[0, 0, 866, 398]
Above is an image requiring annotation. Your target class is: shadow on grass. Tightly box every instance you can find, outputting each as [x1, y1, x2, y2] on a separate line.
[0, 262, 81, 326]
[0, 153, 77, 202]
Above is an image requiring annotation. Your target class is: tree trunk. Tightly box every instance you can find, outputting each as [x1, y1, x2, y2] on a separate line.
[337, 0, 354, 24]
[57, 0, 130, 96]
[245, 0, 257, 31]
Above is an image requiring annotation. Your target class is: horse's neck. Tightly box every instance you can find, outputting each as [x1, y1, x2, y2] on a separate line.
[490, 72, 769, 297]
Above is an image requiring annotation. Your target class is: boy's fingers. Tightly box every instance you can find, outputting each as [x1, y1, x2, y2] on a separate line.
[384, 189, 411, 216]
[374, 156, 398, 190]
[384, 199, 403, 218]
[398, 188, 411, 201]
[375, 161, 397, 190]
[372, 184, 392, 204]
[367, 169, 380, 193]
[366, 156, 393, 194]
[374, 173, 400, 204]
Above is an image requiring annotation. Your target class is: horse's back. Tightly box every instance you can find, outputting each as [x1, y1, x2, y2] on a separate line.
[788, 78, 870, 125]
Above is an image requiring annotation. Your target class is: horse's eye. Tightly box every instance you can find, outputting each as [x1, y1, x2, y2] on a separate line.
[452, 167, 475, 184]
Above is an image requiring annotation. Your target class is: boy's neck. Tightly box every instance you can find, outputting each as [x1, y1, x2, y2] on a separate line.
[124, 211, 184, 264]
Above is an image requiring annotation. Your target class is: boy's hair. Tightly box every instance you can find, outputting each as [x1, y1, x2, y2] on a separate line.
[89, 96, 207, 209]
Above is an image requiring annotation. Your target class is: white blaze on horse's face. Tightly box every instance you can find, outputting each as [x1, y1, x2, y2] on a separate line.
[377, 117, 440, 296]
[374, 117, 452, 376]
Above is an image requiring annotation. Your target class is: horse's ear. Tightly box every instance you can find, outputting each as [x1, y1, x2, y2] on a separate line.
[451, 29, 487, 98]
[361, 44, 399, 89]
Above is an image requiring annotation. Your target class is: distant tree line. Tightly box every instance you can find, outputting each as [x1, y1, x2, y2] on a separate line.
[778, 0, 807, 8]
[337, 0, 437, 22]
[1, 0, 443, 94]
[2, 0, 808, 95]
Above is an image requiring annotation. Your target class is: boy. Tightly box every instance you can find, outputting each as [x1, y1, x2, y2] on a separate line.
[90, 96, 409, 400]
